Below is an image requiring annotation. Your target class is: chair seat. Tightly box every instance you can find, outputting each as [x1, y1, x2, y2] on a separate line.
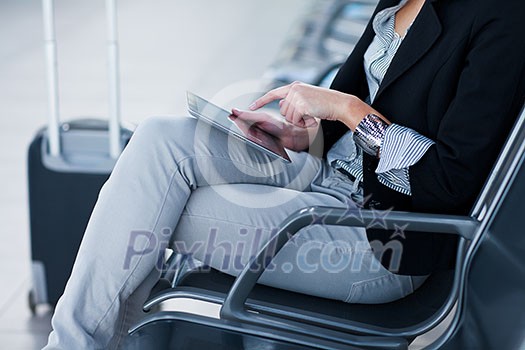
[178, 268, 454, 331]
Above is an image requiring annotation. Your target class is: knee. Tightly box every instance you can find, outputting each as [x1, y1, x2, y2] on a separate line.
[134, 116, 196, 142]
[130, 116, 197, 152]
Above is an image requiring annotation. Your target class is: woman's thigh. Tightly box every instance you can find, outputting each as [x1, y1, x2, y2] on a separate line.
[128, 115, 326, 191]
[172, 184, 416, 304]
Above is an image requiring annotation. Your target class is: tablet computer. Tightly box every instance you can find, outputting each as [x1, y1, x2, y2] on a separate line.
[187, 91, 291, 162]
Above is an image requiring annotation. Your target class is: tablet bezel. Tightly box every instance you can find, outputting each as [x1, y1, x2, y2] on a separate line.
[186, 91, 291, 163]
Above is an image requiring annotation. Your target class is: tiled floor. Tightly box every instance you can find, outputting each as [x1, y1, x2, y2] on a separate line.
[0, 0, 310, 348]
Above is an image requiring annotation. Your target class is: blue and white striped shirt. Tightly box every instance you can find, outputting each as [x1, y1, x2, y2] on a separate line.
[328, 0, 434, 196]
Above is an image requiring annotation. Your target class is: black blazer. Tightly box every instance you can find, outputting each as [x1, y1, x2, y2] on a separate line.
[324, 0, 525, 275]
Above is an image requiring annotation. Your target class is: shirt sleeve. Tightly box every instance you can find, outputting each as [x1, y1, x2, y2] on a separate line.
[376, 123, 435, 173]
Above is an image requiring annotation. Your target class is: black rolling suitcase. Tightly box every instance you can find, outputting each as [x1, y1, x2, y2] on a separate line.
[27, 0, 133, 312]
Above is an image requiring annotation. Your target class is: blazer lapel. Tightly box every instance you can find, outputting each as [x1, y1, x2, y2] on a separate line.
[374, 0, 442, 100]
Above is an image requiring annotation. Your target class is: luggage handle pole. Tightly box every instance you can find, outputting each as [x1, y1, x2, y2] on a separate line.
[42, 0, 61, 157]
[106, 0, 122, 159]
[42, 0, 123, 159]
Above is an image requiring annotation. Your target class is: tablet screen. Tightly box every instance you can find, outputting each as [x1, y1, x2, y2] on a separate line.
[187, 92, 291, 162]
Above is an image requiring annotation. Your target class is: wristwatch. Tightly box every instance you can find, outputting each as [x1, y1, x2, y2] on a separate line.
[353, 113, 389, 157]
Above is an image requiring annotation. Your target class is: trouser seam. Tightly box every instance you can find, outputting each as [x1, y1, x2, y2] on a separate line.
[113, 293, 130, 349]
[176, 154, 281, 187]
[179, 212, 278, 230]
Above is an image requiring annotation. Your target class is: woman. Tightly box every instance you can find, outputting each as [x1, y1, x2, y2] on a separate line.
[45, 0, 525, 348]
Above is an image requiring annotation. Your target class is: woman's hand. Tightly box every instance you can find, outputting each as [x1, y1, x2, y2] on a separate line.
[249, 81, 387, 130]
[230, 108, 317, 152]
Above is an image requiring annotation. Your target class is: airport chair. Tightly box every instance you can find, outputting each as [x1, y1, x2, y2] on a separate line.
[126, 106, 525, 348]
[126, 103, 525, 349]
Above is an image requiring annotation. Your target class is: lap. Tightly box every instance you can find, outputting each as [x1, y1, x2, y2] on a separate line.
[131, 115, 326, 191]
[137, 116, 417, 303]
[172, 184, 416, 303]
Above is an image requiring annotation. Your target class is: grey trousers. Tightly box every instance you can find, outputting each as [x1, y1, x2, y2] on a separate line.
[44, 116, 423, 349]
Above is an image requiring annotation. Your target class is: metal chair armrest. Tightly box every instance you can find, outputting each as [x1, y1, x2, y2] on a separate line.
[220, 206, 479, 334]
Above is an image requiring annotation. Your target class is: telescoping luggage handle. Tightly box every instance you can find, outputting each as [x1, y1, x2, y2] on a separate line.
[42, 0, 123, 159]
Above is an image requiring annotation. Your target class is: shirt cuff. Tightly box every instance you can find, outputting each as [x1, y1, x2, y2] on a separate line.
[376, 124, 435, 173]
